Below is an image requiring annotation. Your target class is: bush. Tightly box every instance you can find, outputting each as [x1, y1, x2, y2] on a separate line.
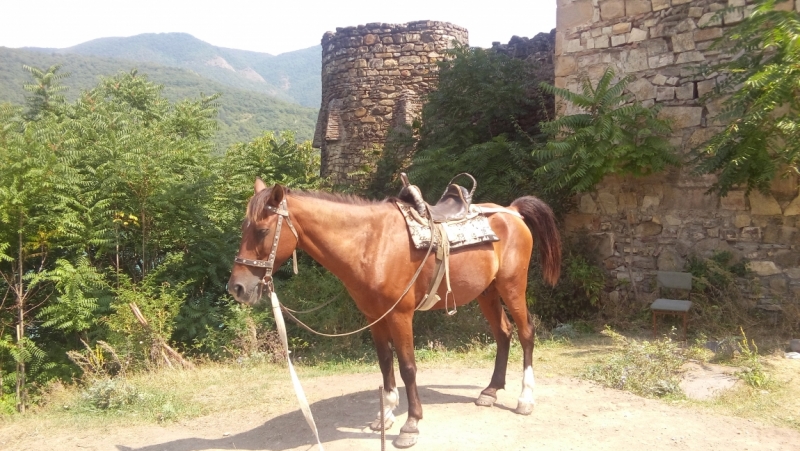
[734, 328, 772, 389]
[583, 327, 687, 398]
[536, 68, 678, 194]
[79, 378, 141, 411]
[528, 233, 605, 325]
[686, 251, 762, 335]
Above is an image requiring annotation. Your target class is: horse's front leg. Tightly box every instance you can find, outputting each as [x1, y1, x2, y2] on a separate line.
[388, 311, 421, 448]
[369, 321, 399, 431]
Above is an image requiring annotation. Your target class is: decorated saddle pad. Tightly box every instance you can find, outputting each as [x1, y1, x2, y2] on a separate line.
[395, 202, 499, 250]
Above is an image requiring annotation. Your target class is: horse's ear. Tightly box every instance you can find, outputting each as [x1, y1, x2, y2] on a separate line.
[254, 177, 267, 194]
[270, 184, 285, 205]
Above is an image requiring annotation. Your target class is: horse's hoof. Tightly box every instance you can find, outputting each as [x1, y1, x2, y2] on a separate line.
[393, 431, 419, 448]
[475, 393, 496, 407]
[394, 419, 419, 448]
[370, 417, 394, 431]
[515, 401, 535, 415]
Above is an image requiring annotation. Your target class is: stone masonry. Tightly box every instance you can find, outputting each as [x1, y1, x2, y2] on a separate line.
[556, 0, 800, 311]
[313, 21, 468, 184]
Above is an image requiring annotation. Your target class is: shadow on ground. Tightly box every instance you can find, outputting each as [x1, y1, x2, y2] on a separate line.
[116, 384, 481, 451]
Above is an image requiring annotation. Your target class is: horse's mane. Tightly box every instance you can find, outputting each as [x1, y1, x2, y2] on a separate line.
[247, 187, 400, 222]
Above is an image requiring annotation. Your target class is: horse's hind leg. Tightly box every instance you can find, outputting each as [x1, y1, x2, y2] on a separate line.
[497, 276, 537, 415]
[369, 321, 399, 431]
[475, 285, 513, 407]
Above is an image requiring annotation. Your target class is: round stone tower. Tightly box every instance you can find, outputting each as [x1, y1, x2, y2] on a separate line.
[312, 21, 468, 184]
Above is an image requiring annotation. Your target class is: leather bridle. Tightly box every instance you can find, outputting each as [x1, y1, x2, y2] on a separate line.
[233, 198, 299, 293]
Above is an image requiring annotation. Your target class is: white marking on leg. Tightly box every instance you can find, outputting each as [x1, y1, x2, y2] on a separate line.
[377, 387, 399, 423]
[518, 365, 536, 404]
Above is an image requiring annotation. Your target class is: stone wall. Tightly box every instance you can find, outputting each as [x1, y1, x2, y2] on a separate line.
[555, 0, 800, 311]
[313, 21, 468, 184]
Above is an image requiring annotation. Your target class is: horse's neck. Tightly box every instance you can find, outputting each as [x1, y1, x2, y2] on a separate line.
[289, 195, 389, 284]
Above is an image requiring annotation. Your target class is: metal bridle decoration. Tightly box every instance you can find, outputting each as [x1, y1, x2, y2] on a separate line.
[233, 199, 299, 289]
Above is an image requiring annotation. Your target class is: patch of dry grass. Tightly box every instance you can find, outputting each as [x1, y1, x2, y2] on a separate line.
[692, 353, 800, 430]
[5, 332, 795, 438]
[2, 335, 609, 430]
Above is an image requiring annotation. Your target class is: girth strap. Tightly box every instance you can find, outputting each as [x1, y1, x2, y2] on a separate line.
[416, 223, 456, 314]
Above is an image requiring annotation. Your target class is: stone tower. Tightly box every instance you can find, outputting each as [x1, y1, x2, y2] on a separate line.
[312, 21, 468, 184]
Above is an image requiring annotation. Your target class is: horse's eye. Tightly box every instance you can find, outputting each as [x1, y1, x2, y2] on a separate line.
[257, 228, 270, 236]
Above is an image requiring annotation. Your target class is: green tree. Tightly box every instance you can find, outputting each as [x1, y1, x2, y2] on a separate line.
[534, 68, 679, 193]
[693, 0, 800, 195]
[0, 108, 75, 412]
[22, 64, 68, 120]
[0, 63, 326, 407]
[405, 44, 553, 204]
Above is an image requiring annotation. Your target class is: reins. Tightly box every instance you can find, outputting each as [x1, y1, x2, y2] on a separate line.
[234, 195, 436, 337]
[280, 238, 436, 337]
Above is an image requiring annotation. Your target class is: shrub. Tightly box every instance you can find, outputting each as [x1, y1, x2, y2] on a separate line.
[583, 327, 686, 398]
[79, 378, 141, 411]
[686, 251, 762, 335]
[528, 233, 605, 325]
[735, 328, 772, 389]
[536, 68, 679, 194]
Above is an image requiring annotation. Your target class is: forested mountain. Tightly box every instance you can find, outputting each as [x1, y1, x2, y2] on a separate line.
[0, 46, 318, 150]
[25, 33, 321, 108]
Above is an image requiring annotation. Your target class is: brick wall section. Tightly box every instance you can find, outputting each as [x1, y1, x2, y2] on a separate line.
[314, 21, 468, 184]
[556, 0, 800, 310]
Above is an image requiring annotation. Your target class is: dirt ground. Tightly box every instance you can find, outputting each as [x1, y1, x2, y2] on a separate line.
[3, 367, 799, 451]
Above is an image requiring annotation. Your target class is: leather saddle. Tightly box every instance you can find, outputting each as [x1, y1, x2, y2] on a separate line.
[398, 173, 476, 223]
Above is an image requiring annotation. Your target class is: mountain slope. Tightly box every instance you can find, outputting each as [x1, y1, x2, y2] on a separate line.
[0, 46, 318, 150]
[27, 33, 321, 108]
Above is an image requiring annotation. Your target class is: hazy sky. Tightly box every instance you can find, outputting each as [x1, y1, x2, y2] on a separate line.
[0, 0, 557, 55]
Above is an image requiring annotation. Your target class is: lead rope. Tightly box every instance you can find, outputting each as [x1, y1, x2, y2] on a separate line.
[260, 201, 323, 451]
[280, 237, 436, 337]
[270, 290, 325, 451]
[235, 198, 437, 451]
[379, 386, 386, 451]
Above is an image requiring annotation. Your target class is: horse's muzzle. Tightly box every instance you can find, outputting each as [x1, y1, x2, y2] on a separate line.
[227, 280, 262, 305]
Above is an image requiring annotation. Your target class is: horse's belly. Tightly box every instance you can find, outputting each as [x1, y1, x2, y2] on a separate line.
[426, 245, 498, 309]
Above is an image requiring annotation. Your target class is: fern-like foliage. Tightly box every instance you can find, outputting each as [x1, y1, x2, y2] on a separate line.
[22, 64, 69, 120]
[535, 68, 679, 193]
[39, 257, 110, 333]
[692, 0, 800, 195]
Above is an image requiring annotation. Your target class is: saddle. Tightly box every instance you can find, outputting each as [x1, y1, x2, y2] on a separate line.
[398, 173, 475, 223]
[395, 173, 483, 314]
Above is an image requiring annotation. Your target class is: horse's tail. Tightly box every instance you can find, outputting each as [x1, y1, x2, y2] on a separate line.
[511, 196, 562, 286]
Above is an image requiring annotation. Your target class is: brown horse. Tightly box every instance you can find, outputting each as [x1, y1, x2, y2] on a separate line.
[227, 178, 561, 448]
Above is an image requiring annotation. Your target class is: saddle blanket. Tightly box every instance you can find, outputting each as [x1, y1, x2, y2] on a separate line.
[395, 202, 500, 250]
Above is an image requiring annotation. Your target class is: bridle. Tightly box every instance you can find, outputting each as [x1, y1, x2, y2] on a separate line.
[233, 198, 299, 292]
[231, 196, 322, 449]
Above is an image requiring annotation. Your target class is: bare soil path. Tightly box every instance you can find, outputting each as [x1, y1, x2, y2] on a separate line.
[4, 367, 799, 451]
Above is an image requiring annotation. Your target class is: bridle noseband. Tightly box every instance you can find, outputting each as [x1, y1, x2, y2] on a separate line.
[233, 198, 298, 292]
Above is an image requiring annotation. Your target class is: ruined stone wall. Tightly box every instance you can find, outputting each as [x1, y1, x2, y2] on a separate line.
[555, 0, 800, 311]
[492, 30, 558, 97]
[313, 21, 468, 184]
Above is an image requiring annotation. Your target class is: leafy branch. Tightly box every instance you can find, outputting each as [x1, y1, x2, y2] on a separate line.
[534, 68, 679, 194]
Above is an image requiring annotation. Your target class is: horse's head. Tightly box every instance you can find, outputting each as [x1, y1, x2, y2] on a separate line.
[227, 178, 298, 305]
